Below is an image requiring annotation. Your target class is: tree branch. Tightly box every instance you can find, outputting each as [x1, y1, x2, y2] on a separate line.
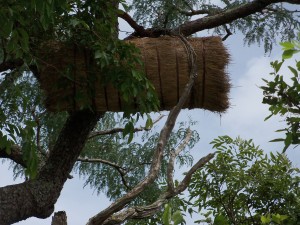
[222, 24, 233, 41]
[77, 157, 130, 189]
[174, 0, 293, 36]
[0, 145, 26, 168]
[167, 128, 192, 193]
[88, 115, 165, 139]
[100, 152, 215, 225]
[86, 35, 198, 225]
[0, 59, 23, 72]
[118, 10, 146, 35]
[127, 0, 296, 38]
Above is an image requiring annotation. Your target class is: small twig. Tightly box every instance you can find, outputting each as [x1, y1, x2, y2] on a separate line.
[222, 24, 233, 41]
[77, 157, 130, 189]
[88, 114, 165, 139]
[172, 6, 210, 16]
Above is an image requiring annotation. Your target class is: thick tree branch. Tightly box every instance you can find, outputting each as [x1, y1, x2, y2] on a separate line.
[100, 152, 215, 225]
[86, 35, 198, 225]
[0, 110, 102, 224]
[127, 0, 297, 38]
[0, 145, 26, 168]
[118, 10, 146, 35]
[174, 0, 294, 36]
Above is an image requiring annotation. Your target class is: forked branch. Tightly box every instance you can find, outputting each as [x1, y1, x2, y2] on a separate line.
[86, 34, 198, 225]
[99, 152, 215, 225]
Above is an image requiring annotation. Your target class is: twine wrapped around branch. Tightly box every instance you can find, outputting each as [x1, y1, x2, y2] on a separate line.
[36, 36, 230, 113]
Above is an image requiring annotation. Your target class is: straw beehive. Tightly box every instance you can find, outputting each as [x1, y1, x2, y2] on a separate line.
[36, 36, 230, 113]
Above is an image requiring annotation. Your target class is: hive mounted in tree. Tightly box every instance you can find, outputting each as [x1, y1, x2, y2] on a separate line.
[36, 36, 230, 113]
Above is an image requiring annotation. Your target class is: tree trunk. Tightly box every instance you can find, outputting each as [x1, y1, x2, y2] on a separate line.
[0, 110, 102, 224]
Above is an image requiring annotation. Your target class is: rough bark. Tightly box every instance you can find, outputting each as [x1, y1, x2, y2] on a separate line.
[0, 110, 101, 224]
[51, 211, 68, 225]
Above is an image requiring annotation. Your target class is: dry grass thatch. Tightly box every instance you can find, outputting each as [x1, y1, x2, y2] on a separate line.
[36, 36, 230, 113]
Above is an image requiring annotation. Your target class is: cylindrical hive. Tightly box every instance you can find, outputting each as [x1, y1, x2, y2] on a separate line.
[36, 36, 230, 113]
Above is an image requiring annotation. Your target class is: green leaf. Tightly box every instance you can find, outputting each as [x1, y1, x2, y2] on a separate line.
[145, 115, 153, 129]
[172, 210, 185, 225]
[213, 215, 229, 225]
[261, 215, 271, 224]
[280, 41, 295, 50]
[270, 138, 285, 142]
[282, 49, 300, 59]
[288, 66, 298, 77]
[163, 204, 171, 225]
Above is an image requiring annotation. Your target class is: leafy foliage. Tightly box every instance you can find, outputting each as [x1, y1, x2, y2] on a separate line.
[261, 214, 289, 225]
[188, 136, 300, 224]
[162, 204, 186, 225]
[261, 36, 300, 151]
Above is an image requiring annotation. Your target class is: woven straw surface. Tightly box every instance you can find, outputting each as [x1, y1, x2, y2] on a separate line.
[37, 36, 230, 113]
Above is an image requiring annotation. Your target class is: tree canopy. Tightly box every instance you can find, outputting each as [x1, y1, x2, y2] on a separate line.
[0, 0, 300, 224]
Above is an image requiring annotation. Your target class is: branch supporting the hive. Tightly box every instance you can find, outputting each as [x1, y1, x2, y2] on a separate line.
[126, 0, 293, 38]
[118, 10, 146, 36]
[86, 35, 198, 225]
[174, 0, 290, 36]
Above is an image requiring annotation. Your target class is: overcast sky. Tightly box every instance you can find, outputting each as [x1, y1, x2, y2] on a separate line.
[1, 8, 300, 225]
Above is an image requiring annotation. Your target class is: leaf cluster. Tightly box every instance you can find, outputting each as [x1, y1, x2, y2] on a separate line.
[261, 37, 300, 151]
[188, 136, 300, 224]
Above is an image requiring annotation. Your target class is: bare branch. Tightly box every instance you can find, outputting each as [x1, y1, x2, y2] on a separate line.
[265, 6, 300, 13]
[77, 157, 130, 189]
[222, 24, 233, 41]
[173, 7, 211, 16]
[88, 114, 165, 139]
[174, 152, 215, 194]
[86, 35, 198, 225]
[167, 128, 192, 193]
